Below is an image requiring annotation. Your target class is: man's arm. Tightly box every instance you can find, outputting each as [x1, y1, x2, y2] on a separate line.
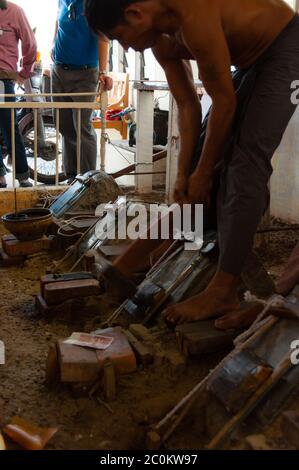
[153, 38, 202, 202]
[181, 14, 236, 203]
[17, 7, 37, 79]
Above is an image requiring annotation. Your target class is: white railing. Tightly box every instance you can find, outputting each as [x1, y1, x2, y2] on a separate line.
[0, 91, 108, 188]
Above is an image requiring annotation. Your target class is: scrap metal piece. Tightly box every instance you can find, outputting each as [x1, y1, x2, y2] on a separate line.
[207, 350, 273, 414]
[3, 417, 58, 451]
[0, 432, 5, 450]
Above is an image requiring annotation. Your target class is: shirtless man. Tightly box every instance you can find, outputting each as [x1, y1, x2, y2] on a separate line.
[85, 0, 299, 329]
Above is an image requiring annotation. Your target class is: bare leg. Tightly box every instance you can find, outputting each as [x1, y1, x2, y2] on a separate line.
[162, 270, 240, 325]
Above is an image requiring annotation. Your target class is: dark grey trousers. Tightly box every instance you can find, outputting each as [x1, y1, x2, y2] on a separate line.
[197, 14, 299, 276]
[51, 64, 98, 178]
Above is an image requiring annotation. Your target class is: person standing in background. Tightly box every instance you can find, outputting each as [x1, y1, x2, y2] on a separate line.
[51, 0, 113, 184]
[0, 0, 37, 188]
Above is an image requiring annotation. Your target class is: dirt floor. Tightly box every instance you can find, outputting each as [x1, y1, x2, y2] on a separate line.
[0, 220, 298, 450]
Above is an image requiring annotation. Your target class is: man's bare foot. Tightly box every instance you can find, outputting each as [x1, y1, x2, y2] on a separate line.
[215, 303, 264, 330]
[162, 271, 240, 325]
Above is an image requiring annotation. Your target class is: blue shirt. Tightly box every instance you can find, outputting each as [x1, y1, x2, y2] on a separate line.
[54, 0, 98, 67]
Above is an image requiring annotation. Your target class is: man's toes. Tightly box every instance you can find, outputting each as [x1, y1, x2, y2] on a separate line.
[162, 306, 183, 324]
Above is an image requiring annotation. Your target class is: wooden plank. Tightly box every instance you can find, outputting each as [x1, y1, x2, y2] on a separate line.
[44, 279, 101, 306]
[176, 321, 237, 357]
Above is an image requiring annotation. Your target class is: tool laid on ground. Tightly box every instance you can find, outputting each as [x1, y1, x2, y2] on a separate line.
[49, 170, 119, 219]
[147, 285, 299, 450]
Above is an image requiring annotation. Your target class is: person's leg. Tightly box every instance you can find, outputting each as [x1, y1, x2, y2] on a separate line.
[0, 79, 7, 185]
[51, 65, 78, 179]
[164, 22, 299, 326]
[0, 142, 7, 187]
[1, 80, 31, 184]
[71, 68, 98, 174]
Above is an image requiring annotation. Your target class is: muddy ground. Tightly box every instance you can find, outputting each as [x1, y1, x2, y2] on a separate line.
[0, 221, 298, 450]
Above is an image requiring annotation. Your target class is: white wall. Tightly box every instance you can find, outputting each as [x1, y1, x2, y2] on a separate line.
[12, 0, 58, 66]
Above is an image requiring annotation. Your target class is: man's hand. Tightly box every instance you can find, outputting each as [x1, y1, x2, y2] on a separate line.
[187, 169, 213, 206]
[99, 74, 113, 91]
[173, 173, 188, 205]
[16, 74, 25, 87]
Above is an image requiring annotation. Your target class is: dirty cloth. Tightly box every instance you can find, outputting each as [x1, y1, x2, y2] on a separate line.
[196, 14, 299, 275]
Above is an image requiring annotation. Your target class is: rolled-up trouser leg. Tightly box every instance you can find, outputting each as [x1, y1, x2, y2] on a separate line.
[218, 16, 299, 275]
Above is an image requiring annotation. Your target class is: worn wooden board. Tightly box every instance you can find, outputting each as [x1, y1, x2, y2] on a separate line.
[176, 321, 238, 357]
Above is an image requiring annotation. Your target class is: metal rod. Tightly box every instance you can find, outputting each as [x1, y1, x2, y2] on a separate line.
[34, 108, 38, 186]
[0, 102, 100, 109]
[56, 109, 60, 187]
[0, 92, 101, 98]
[76, 109, 81, 175]
[100, 89, 108, 171]
[10, 109, 16, 188]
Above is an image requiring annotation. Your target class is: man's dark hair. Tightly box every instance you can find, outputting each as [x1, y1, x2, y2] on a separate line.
[85, 0, 144, 34]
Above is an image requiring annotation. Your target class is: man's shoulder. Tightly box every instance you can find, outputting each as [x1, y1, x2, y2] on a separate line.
[8, 1, 23, 15]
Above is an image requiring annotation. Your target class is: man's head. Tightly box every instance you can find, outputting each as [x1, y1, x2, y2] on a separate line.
[85, 0, 161, 52]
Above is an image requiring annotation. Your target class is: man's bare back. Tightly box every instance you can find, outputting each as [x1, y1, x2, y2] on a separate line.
[155, 0, 295, 69]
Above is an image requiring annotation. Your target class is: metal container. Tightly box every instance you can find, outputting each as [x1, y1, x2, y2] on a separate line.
[2, 208, 53, 241]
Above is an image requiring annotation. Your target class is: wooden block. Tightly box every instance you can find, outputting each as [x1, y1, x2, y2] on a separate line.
[281, 411, 299, 449]
[124, 330, 154, 367]
[129, 324, 152, 342]
[35, 294, 70, 317]
[176, 321, 237, 357]
[57, 340, 100, 383]
[245, 434, 274, 451]
[35, 293, 52, 315]
[45, 342, 60, 385]
[164, 350, 186, 375]
[44, 279, 101, 306]
[40, 272, 94, 296]
[146, 431, 161, 451]
[2, 236, 53, 257]
[0, 248, 25, 267]
[103, 358, 117, 402]
[93, 327, 137, 375]
[1, 234, 16, 243]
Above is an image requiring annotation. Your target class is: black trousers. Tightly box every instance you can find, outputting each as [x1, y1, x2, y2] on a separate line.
[196, 14, 299, 276]
[0, 79, 29, 179]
